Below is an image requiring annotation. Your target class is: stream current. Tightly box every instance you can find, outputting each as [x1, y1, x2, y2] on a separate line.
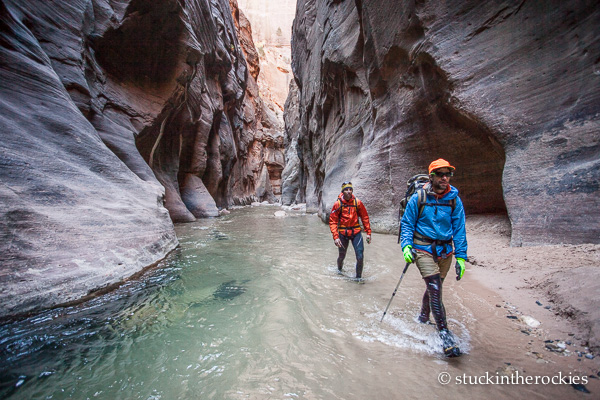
[0, 206, 567, 399]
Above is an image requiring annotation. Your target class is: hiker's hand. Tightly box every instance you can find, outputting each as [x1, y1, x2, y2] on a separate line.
[402, 245, 414, 263]
[455, 258, 465, 280]
[334, 238, 343, 248]
[366, 234, 371, 244]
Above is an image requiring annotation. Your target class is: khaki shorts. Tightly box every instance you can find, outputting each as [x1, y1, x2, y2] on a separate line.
[415, 251, 453, 279]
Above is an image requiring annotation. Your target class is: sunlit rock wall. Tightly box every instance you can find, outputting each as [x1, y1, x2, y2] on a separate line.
[0, 0, 281, 316]
[284, 0, 600, 246]
[230, 0, 285, 202]
[238, 0, 295, 110]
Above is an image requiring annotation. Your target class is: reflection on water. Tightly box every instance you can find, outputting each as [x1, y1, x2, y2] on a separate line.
[2, 206, 555, 400]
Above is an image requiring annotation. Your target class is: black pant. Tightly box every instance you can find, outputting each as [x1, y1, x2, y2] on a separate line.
[419, 274, 447, 331]
[337, 233, 364, 278]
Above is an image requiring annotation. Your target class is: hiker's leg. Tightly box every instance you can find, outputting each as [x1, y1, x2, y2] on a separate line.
[419, 289, 431, 323]
[416, 252, 440, 324]
[424, 274, 447, 331]
[337, 235, 349, 270]
[418, 254, 459, 356]
[350, 233, 364, 278]
[438, 255, 452, 280]
[438, 256, 452, 314]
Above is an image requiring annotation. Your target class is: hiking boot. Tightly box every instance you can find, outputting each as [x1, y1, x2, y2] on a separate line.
[439, 329, 461, 357]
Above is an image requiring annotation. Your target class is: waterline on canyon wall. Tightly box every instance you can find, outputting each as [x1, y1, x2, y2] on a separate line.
[2, 206, 530, 400]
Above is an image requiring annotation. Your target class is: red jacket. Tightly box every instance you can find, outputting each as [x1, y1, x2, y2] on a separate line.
[329, 193, 371, 240]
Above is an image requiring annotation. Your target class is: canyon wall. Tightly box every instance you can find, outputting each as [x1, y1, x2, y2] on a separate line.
[237, 0, 296, 111]
[284, 0, 600, 246]
[229, 0, 286, 202]
[0, 0, 281, 316]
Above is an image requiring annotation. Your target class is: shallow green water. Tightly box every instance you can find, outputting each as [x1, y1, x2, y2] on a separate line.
[0, 206, 581, 399]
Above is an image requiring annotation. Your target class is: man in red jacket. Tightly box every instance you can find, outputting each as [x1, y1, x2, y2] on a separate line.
[329, 181, 372, 281]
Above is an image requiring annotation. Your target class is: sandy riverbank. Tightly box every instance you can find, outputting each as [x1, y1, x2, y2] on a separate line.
[459, 214, 600, 394]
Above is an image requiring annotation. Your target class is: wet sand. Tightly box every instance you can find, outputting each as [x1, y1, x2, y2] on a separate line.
[449, 214, 600, 396]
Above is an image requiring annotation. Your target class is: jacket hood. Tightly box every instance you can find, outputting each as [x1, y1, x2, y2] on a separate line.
[444, 185, 459, 200]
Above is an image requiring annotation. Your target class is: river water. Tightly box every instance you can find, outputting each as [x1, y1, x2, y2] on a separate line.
[0, 206, 583, 399]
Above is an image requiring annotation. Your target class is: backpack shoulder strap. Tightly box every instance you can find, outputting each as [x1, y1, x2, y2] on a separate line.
[417, 188, 426, 219]
[336, 198, 343, 230]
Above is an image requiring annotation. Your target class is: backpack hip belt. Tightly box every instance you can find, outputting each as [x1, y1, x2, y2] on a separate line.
[339, 225, 361, 237]
[414, 232, 453, 263]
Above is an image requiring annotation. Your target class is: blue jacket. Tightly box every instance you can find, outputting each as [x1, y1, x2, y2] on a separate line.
[400, 184, 467, 260]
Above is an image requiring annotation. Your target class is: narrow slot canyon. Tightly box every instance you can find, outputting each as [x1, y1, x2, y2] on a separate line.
[0, 1, 599, 398]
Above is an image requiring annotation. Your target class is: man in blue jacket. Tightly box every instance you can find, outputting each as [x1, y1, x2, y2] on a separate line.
[400, 159, 467, 357]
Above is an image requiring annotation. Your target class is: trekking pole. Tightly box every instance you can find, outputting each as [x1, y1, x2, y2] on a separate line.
[380, 258, 412, 323]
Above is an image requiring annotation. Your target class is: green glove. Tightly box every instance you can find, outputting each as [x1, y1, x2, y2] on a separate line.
[402, 245, 414, 263]
[455, 258, 465, 280]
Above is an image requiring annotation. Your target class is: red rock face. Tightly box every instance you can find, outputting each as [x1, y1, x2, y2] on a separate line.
[284, 0, 600, 245]
[0, 0, 282, 316]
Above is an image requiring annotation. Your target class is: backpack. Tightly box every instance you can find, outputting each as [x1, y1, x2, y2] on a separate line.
[397, 174, 454, 243]
[397, 174, 429, 242]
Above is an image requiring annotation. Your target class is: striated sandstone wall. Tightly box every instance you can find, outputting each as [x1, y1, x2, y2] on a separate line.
[283, 0, 600, 246]
[0, 0, 282, 316]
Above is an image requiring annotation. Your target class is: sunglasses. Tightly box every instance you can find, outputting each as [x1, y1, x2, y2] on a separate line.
[431, 171, 453, 178]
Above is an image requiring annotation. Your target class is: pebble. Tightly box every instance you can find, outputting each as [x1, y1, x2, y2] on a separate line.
[519, 315, 541, 328]
[536, 300, 542, 306]
[545, 343, 565, 353]
[544, 305, 551, 310]
[585, 354, 595, 360]
[566, 341, 572, 345]
[507, 315, 518, 320]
